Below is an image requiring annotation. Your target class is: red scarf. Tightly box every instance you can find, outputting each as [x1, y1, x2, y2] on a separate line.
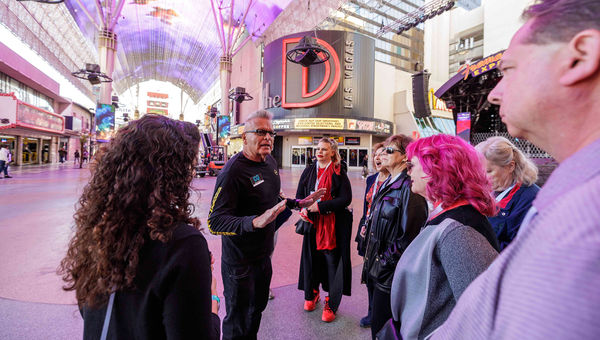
[315, 163, 340, 250]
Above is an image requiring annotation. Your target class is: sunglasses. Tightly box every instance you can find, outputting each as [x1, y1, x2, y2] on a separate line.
[245, 129, 277, 137]
[405, 161, 414, 172]
[383, 147, 404, 154]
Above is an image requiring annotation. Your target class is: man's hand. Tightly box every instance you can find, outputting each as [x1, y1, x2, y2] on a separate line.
[307, 202, 319, 213]
[360, 225, 367, 238]
[252, 199, 287, 229]
[298, 188, 327, 208]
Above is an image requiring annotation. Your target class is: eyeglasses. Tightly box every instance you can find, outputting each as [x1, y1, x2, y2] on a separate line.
[383, 147, 403, 154]
[405, 161, 413, 172]
[245, 129, 277, 137]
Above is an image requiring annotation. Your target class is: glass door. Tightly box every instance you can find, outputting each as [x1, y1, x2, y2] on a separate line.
[292, 147, 307, 167]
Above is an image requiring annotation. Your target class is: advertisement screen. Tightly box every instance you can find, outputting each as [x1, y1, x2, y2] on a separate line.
[217, 115, 231, 141]
[456, 112, 471, 142]
[96, 104, 115, 142]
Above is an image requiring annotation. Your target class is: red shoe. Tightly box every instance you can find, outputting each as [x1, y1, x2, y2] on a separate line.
[322, 297, 336, 322]
[304, 290, 320, 311]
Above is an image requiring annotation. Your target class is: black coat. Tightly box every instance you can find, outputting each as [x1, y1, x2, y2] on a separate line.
[296, 162, 353, 297]
[362, 170, 429, 293]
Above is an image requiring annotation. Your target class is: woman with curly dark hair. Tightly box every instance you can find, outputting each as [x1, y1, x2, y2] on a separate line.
[59, 114, 220, 339]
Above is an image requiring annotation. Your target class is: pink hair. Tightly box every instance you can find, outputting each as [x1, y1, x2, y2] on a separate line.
[406, 134, 496, 217]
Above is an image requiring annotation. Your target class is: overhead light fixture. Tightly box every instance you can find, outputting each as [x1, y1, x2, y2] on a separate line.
[71, 63, 112, 86]
[16, 0, 64, 3]
[228, 87, 253, 103]
[286, 36, 330, 67]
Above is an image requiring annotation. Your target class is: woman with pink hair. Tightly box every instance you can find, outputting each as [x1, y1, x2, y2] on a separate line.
[378, 134, 500, 340]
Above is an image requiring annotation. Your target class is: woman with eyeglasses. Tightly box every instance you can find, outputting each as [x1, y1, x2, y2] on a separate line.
[362, 134, 429, 339]
[475, 136, 540, 251]
[296, 137, 353, 323]
[355, 142, 389, 328]
[378, 134, 500, 340]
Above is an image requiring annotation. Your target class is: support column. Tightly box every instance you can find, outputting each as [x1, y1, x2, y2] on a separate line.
[50, 136, 57, 164]
[16, 136, 23, 166]
[98, 29, 117, 105]
[37, 138, 42, 164]
[219, 56, 232, 122]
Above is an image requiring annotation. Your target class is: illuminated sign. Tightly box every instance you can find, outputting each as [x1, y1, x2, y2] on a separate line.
[96, 104, 115, 142]
[428, 89, 452, 113]
[272, 119, 294, 130]
[294, 118, 344, 130]
[330, 136, 344, 145]
[281, 37, 341, 108]
[17, 102, 64, 134]
[298, 136, 313, 145]
[457, 51, 503, 80]
[147, 100, 169, 108]
[456, 112, 471, 142]
[147, 92, 169, 99]
[147, 108, 169, 115]
[345, 137, 360, 145]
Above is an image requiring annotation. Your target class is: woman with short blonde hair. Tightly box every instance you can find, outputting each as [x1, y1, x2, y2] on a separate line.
[476, 136, 540, 250]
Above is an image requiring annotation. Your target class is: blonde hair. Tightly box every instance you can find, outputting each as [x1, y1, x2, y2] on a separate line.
[318, 137, 341, 165]
[476, 136, 538, 186]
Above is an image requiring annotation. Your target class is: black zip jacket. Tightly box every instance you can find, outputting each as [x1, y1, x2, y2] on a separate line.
[362, 170, 429, 293]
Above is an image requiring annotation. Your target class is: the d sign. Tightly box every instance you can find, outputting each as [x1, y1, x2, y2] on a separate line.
[281, 37, 341, 108]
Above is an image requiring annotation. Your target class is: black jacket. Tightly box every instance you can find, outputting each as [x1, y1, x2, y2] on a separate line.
[296, 162, 353, 297]
[81, 224, 220, 340]
[355, 173, 378, 256]
[362, 170, 429, 293]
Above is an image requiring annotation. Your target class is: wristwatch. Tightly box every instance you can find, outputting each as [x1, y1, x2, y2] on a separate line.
[286, 198, 301, 210]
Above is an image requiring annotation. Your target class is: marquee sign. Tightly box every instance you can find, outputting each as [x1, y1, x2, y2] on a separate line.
[457, 51, 504, 80]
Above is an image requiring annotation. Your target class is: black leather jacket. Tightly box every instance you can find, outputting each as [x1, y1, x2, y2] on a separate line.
[362, 170, 428, 293]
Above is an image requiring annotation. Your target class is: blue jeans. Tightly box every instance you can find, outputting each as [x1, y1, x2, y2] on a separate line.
[0, 160, 7, 176]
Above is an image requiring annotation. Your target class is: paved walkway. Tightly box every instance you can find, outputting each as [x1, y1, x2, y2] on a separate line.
[0, 163, 372, 339]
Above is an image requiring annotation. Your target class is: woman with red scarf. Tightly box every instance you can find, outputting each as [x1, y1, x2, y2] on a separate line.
[296, 137, 353, 323]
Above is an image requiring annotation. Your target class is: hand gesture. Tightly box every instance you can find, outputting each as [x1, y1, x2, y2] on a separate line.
[298, 188, 327, 208]
[252, 199, 287, 229]
[307, 202, 319, 213]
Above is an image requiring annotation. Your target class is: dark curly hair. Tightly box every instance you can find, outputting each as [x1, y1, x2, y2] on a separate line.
[58, 114, 201, 308]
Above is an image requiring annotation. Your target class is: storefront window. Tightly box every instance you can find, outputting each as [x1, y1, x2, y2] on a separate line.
[0, 72, 54, 112]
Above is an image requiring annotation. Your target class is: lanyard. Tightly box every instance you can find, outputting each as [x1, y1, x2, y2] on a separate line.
[315, 161, 332, 191]
[373, 173, 388, 197]
[495, 183, 516, 202]
[428, 199, 469, 221]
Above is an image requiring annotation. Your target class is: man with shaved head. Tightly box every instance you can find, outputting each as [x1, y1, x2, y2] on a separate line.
[208, 110, 324, 340]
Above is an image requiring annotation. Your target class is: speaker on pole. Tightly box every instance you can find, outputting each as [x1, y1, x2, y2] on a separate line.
[412, 71, 432, 118]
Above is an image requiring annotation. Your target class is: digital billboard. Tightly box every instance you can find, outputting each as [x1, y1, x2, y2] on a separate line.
[96, 104, 115, 142]
[217, 115, 231, 142]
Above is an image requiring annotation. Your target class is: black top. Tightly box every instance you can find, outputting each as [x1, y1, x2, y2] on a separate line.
[81, 224, 220, 340]
[429, 204, 501, 251]
[207, 152, 281, 265]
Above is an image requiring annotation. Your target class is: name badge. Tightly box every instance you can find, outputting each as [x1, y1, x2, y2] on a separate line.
[250, 174, 264, 187]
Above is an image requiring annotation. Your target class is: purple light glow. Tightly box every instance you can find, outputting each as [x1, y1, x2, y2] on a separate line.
[64, 0, 293, 102]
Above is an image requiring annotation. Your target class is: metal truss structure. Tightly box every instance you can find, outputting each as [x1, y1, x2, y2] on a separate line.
[0, 0, 98, 99]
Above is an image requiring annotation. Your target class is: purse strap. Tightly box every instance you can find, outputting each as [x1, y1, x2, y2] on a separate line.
[100, 292, 116, 340]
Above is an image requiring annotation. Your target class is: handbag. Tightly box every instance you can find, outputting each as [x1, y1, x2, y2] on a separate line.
[100, 292, 116, 340]
[376, 318, 401, 340]
[295, 219, 313, 235]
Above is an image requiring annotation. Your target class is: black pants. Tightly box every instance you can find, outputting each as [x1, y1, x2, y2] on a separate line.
[306, 248, 342, 312]
[221, 257, 272, 340]
[365, 277, 374, 319]
[371, 287, 392, 339]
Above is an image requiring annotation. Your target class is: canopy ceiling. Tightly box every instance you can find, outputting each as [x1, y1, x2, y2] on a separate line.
[64, 0, 293, 103]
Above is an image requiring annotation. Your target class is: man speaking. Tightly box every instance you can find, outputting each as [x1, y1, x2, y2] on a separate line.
[208, 110, 325, 340]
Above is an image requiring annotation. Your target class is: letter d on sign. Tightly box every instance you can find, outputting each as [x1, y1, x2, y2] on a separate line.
[281, 37, 341, 108]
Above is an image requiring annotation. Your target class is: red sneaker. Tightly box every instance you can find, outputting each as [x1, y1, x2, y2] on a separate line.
[304, 290, 320, 311]
[322, 297, 336, 322]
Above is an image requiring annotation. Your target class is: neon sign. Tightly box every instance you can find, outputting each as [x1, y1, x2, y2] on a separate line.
[457, 51, 504, 80]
